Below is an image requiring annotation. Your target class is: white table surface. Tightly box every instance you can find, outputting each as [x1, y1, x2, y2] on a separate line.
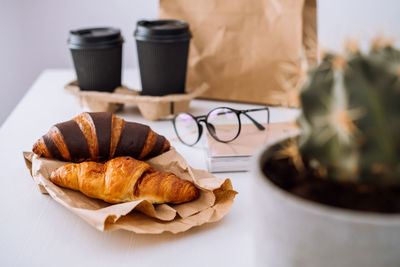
[0, 69, 298, 267]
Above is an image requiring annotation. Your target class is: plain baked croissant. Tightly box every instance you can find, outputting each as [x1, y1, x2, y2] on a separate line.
[33, 112, 170, 162]
[50, 156, 199, 204]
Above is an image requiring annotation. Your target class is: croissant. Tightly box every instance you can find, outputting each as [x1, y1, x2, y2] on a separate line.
[33, 112, 170, 162]
[50, 156, 199, 204]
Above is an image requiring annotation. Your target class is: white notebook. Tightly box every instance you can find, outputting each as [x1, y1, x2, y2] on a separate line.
[205, 121, 299, 172]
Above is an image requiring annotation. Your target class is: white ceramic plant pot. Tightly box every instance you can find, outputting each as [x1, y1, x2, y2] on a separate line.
[252, 136, 400, 267]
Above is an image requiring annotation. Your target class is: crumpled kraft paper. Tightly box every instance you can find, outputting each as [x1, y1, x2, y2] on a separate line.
[159, 0, 317, 107]
[23, 148, 237, 234]
[64, 81, 209, 121]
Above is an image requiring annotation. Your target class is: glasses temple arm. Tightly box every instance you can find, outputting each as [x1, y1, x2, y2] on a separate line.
[242, 113, 265, 130]
[244, 108, 270, 122]
[242, 107, 270, 130]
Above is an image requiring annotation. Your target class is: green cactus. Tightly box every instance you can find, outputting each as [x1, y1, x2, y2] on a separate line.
[298, 42, 400, 186]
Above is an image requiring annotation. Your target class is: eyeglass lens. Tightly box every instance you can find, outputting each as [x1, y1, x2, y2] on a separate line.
[173, 113, 200, 145]
[207, 108, 240, 142]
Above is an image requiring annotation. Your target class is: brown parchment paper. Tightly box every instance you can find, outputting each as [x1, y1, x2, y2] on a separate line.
[23, 148, 237, 234]
[64, 81, 209, 121]
[159, 0, 318, 107]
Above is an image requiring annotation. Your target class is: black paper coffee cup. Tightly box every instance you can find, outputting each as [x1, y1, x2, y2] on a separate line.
[134, 20, 192, 96]
[68, 27, 124, 92]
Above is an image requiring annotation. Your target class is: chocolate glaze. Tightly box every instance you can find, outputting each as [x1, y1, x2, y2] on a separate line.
[147, 134, 166, 158]
[55, 120, 90, 162]
[114, 122, 150, 158]
[88, 112, 112, 160]
[43, 133, 63, 160]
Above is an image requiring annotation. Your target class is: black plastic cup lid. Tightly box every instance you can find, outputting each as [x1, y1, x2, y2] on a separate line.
[68, 27, 124, 49]
[134, 20, 192, 43]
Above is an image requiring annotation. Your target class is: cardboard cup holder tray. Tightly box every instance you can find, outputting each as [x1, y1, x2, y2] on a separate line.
[64, 81, 209, 120]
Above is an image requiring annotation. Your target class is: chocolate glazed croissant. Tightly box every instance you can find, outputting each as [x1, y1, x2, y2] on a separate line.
[33, 112, 170, 162]
[50, 156, 199, 204]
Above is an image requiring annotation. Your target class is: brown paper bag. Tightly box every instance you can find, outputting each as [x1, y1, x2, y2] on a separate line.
[23, 148, 237, 234]
[159, 0, 317, 107]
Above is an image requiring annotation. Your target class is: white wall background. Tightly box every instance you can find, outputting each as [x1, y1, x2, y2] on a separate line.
[1, 0, 400, 127]
[0, 0, 158, 127]
[318, 0, 400, 52]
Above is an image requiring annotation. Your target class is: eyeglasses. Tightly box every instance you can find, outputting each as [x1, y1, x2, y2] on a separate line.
[172, 106, 270, 146]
